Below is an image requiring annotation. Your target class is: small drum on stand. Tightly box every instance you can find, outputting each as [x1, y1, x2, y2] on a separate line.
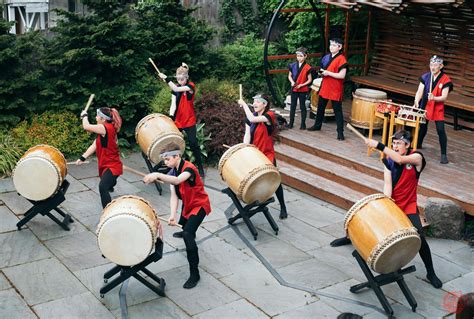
[397, 105, 427, 124]
[351, 89, 387, 129]
[96, 195, 160, 266]
[13, 145, 67, 201]
[344, 194, 421, 274]
[135, 113, 185, 164]
[310, 78, 334, 117]
[219, 143, 281, 204]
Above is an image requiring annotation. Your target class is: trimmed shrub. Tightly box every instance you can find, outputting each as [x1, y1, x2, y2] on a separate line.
[150, 85, 172, 115]
[0, 133, 23, 177]
[183, 123, 211, 164]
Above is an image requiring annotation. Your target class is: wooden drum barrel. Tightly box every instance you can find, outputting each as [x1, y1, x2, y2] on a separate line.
[351, 89, 387, 129]
[218, 143, 281, 204]
[13, 145, 67, 201]
[344, 194, 421, 274]
[135, 113, 185, 164]
[96, 195, 159, 266]
[310, 78, 334, 117]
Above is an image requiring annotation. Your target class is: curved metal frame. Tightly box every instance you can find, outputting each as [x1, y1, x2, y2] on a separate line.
[263, 0, 326, 106]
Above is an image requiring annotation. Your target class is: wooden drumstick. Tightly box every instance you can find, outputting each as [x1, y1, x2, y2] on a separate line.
[123, 165, 164, 184]
[66, 161, 90, 165]
[148, 58, 166, 83]
[346, 124, 367, 142]
[239, 84, 243, 100]
[157, 216, 182, 228]
[223, 144, 231, 149]
[83, 94, 95, 113]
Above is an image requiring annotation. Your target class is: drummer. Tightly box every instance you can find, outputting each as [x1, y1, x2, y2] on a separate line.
[238, 94, 288, 219]
[308, 38, 347, 141]
[77, 107, 123, 208]
[157, 63, 205, 177]
[414, 55, 453, 164]
[143, 142, 211, 289]
[332, 130, 442, 289]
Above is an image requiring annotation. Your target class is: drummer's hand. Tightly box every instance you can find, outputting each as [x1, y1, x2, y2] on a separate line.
[295, 84, 302, 89]
[290, 81, 295, 87]
[80, 110, 87, 118]
[143, 172, 159, 184]
[75, 159, 84, 166]
[157, 72, 167, 80]
[365, 139, 378, 148]
[168, 215, 177, 225]
[428, 93, 434, 101]
[414, 100, 419, 108]
[237, 99, 246, 107]
[321, 70, 330, 76]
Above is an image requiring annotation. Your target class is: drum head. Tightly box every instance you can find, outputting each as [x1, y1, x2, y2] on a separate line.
[13, 157, 60, 201]
[242, 168, 281, 204]
[354, 88, 387, 100]
[98, 214, 154, 266]
[312, 78, 322, 87]
[371, 232, 421, 274]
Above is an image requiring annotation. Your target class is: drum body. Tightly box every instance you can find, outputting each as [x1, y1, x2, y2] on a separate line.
[135, 113, 185, 164]
[218, 143, 281, 204]
[13, 145, 67, 201]
[351, 89, 387, 129]
[310, 78, 334, 117]
[344, 194, 421, 274]
[97, 195, 159, 266]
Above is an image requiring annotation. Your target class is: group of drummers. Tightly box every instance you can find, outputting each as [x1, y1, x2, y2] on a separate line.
[69, 38, 450, 291]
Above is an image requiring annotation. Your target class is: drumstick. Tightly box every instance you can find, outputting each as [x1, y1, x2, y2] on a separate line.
[223, 144, 231, 149]
[239, 84, 243, 100]
[346, 124, 367, 142]
[66, 161, 90, 165]
[148, 58, 166, 83]
[123, 165, 164, 184]
[157, 216, 182, 228]
[83, 94, 95, 113]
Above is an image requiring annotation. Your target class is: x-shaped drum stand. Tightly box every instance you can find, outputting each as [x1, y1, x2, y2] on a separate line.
[222, 187, 279, 240]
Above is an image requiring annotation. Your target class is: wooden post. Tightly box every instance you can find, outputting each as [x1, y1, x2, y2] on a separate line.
[364, 10, 372, 75]
[344, 10, 350, 57]
[324, 4, 330, 50]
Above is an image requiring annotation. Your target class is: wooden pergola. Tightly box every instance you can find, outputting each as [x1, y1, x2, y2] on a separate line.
[264, 0, 474, 126]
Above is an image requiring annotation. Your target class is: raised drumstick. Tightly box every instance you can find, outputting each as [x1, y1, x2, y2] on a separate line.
[83, 94, 95, 113]
[148, 58, 166, 83]
[239, 84, 243, 100]
[123, 165, 164, 184]
[157, 216, 182, 228]
[346, 123, 367, 142]
[223, 144, 231, 149]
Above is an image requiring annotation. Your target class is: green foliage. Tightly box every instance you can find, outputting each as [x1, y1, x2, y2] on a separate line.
[149, 85, 172, 115]
[183, 123, 211, 163]
[0, 133, 23, 177]
[196, 78, 239, 102]
[11, 111, 91, 158]
[0, 19, 47, 128]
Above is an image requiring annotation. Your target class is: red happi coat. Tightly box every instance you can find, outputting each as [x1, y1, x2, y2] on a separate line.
[174, 81, 197, 129]
[96, 122, 123, 177]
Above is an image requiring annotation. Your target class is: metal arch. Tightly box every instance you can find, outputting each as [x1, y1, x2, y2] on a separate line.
[263, 0, 326, 107]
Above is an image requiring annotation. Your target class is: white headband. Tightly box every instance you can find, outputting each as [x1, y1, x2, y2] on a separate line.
[160, 150, 181, 158]
[430, 55, 443, 64]
[253, 95, 268, 105]
[97, 109, 112, 121]
[295, 51, 305, 56]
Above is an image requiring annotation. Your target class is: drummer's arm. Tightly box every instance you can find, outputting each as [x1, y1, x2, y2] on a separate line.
[238, 100, 269, 123]
[148, 171, 192, 185]
[82, 142, 96, 159]
[168, 81, 191, 93]
[322, 68, 346, 80]
[414, 83, 424, 108]
[431, 87, 450, 102]
[383, 167, 392, 198]
[169, 185, 179, 221]
[243, 124, 251, 144]
[82, 115, 106, 135]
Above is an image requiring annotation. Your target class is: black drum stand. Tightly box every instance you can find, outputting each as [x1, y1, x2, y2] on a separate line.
[100, 238, 166, 298]
[222, 187, 279, 240]
[141, 152, 163, 195]
[350, 250, 417, 318]
[16, 180, 73, 231]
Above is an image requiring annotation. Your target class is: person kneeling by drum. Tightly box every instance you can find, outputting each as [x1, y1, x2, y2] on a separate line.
[77, 107, 123, 208]
[331, 130, 442, 288]
[143, 143, 211, 289]
[238, 94, 288, 219]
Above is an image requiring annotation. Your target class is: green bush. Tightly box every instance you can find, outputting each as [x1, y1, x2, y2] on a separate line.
[183, 123, 211, 164]
[150, 85, 172, 115]
[11, 111, 92, 158]
[0, 133, 23, 177]
[196, 78, 240, 102]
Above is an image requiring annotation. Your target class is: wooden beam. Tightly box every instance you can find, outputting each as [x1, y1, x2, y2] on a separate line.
[267, 53, 322, 61]
[364, 10, 371, 75]
[344, 10, 350, 57]
[324, 4, 330, 48]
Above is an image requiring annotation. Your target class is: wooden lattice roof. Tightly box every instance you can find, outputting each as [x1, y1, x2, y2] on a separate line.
[320, 0, 465, 12]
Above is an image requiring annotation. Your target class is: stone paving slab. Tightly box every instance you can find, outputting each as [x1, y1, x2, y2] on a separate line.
[0, 272, 11, 291]
[363, 303, 425, 319]
[440, 246, 473, 271]
[319, 221, 346, 239]
[442, 272, 474, 297]
[0, 289, 36, 319]
[274, 300, 341, 318]
[33, 291, 115, 319]
[157, 266, 240, 316]
[3, 258, 87, 306]
[193, 298, 269, 319]
[0, 230, 52, 268]
[113, 296, 191, 319]
[0, 178, 15, 193]
[80, 176, 141, 197]
[60, 190, 102, 220]
[410, 253, 470, 284]
[25, 214, 87, 241]
[67, 159, 99, 180]
[288, 199, 346, 228]
[64, 175, 89, 194]
[146, 251, 188, 275]
[0, 191, 32, 216]
[44, 230, 108, 272]
[0, 205, 19, 233]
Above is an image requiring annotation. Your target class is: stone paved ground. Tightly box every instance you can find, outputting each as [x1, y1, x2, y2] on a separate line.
[0, 152, 472, 318]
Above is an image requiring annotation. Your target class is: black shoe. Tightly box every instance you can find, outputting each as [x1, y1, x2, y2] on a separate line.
[337, 133, 345, 141]
[109, 187, 114, 193]
[199, 168, 205, 178]
[440, 154, 449, 164]
[426, 273, 442, 288]
[307, 125, 321, 131]
[299, 125, 306, 130]
[330, 237, 351, 247]
[183, 272, 200, 289]
[279, 206, 288, 219]
[172, 231, 183, 238]
[286, 124, 294, 129]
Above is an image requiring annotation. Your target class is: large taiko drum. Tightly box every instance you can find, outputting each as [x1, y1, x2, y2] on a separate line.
[13, 145, 67, 201]
[351, 89, 387, 129]
[218, 143, 281, 204]
[344, 194, 421, 274]
[310, 78, 334, 117]
[135, 113, 185, 164]
[96, 195, 159, 266]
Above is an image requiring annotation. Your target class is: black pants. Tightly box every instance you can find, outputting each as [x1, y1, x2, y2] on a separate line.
[408, 211, 436, 275]
[179, 208, 206, 271]
[99, 168, 118, 208]
[314, 97, 344, 135]
[182, 125, 204, 174]
[289, 91, 307, 127]
[418, 120, 448, 155]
